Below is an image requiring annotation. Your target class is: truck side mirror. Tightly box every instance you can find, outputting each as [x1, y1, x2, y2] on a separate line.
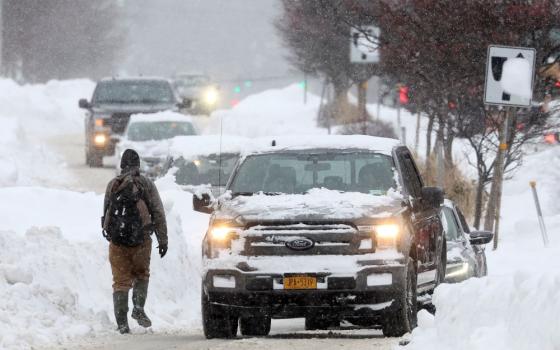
[421, 187, 444, 209]
[177, 98, 192, 109]
[469, 230, 494, 245]
[193, 192, 213, 214]
[79, 98, 91, 109]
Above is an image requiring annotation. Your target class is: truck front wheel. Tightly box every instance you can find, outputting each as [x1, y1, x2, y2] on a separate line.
[86, 149, 103, 168]
[240, 313, 271, 336]
[382, 259, 418, 337]
[201, 289, 238, 339]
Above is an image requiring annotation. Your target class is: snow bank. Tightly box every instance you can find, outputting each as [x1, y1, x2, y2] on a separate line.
[0, 184, 209, 349]
[204, 84, 328, 137]
[0, 79, 95, 187]
[404, 147, 560, 350]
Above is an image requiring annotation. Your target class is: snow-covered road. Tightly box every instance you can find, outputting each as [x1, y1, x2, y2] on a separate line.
[46, 127, 401, 350]
[55, 320, 399, 350]
[47, 133, 115, 194]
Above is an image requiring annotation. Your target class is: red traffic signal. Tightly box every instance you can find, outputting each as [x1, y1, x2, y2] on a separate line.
[399, 86, 409, 104]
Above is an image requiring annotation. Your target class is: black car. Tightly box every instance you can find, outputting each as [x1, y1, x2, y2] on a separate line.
[78, 77, 189, 167]
[193, 135, 446, 338]
[441, 200, 493, 282]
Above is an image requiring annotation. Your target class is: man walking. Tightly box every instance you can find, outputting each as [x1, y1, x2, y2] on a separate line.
[102, 149, 168, 334]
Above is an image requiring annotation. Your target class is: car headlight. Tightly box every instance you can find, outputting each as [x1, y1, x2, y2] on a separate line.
[358, 223, 400, 249]
[203, 88, 218, 105]
[446, 262, 469, 278]
[93, 133, 107, 146]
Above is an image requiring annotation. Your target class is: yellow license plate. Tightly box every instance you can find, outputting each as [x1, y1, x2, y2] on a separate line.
[284, 276, 317, 290]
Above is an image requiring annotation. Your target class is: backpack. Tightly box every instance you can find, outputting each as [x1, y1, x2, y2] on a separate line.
[102, 174, 152, 247]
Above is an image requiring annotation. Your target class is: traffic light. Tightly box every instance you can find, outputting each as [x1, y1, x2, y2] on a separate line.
[244, 80, 253, 88]
[298, 81, 306, 89]
[233, 85, 241, 93]
[399, 86, 409, 104]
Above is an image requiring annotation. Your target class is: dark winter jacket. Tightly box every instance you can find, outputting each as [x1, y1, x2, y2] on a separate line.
[103, 167, 168, 246]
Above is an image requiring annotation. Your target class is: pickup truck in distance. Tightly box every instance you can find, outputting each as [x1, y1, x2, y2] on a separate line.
[78, 77, 188, 167]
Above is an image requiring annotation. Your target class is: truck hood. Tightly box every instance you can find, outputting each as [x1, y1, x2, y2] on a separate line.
[92, 103, 177, 114]
[118, 139, 173, 159]
[218, 188, 404, 223]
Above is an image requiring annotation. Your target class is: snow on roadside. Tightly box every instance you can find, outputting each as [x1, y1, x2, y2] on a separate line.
[403, 146, 560, 350]
[0, 183, 209, 350]
[203, 84, 327, 136]
[0, 79, 94, 187]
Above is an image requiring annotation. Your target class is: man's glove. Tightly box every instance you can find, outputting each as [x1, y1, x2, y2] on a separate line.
[158, 243, 168, 258]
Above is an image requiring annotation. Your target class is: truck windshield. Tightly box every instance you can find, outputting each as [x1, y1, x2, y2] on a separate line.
[174, 153, 239, 187]
[127, 121, 196, 141]
[230, 151, 397, 195]
[93, 80, 175, 104]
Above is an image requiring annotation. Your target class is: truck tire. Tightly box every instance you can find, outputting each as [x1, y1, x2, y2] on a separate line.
[87, 149, 103, 168]
[240, 314, 271, 336]
[201, 288, 238, 339]
[382, 260, 418, 337]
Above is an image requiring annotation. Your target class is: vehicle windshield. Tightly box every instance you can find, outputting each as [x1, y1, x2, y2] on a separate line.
[92, 80, 175, 104]
[127, 121, 196, 141]
[173, 76, 210, 88]
[230, 151, 396, 195]
[174, 153, 239, 187]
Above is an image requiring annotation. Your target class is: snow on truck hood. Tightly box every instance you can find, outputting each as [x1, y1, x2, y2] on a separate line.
[218, 188, 404, 222]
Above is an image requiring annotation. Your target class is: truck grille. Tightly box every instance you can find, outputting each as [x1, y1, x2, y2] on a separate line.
[242, 222, 374, 256]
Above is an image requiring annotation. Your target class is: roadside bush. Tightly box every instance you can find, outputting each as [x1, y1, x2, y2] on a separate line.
[417, 155, 476, 221]
[337, 119, 397, 139]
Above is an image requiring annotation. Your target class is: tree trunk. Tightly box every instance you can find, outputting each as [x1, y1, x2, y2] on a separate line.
[332, 81, 350, 124]
[473, 177, 485, 229]
[425, 114, 435, 175]
[483, 175, 497, 232]
[444, 116, 454, 168]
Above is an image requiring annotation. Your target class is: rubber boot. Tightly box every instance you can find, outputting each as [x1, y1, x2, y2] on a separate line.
[131, 280, 152, 328]
[113, 291, 130, 334]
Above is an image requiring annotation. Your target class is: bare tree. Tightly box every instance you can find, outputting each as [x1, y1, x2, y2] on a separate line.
[2, 0, 124, 82]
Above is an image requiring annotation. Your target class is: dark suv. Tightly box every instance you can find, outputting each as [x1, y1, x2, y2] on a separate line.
[78, 77, 187, 167]
[193, 136, 445, 338]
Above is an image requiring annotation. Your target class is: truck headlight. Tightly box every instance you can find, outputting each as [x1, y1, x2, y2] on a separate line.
[203, 88, 218, 105]
[93, 133, 107, 146]
[358, 223, 400, 249]
[375, 224, 400, 249]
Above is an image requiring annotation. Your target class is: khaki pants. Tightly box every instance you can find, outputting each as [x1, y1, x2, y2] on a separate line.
[109, 236, 152, 292]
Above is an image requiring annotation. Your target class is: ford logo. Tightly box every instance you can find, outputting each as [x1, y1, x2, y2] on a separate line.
[285, 238, 315, 251]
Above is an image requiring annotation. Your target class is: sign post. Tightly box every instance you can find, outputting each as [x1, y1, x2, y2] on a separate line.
[350, 26, 379, 135]
[484, 45, 536, 250]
